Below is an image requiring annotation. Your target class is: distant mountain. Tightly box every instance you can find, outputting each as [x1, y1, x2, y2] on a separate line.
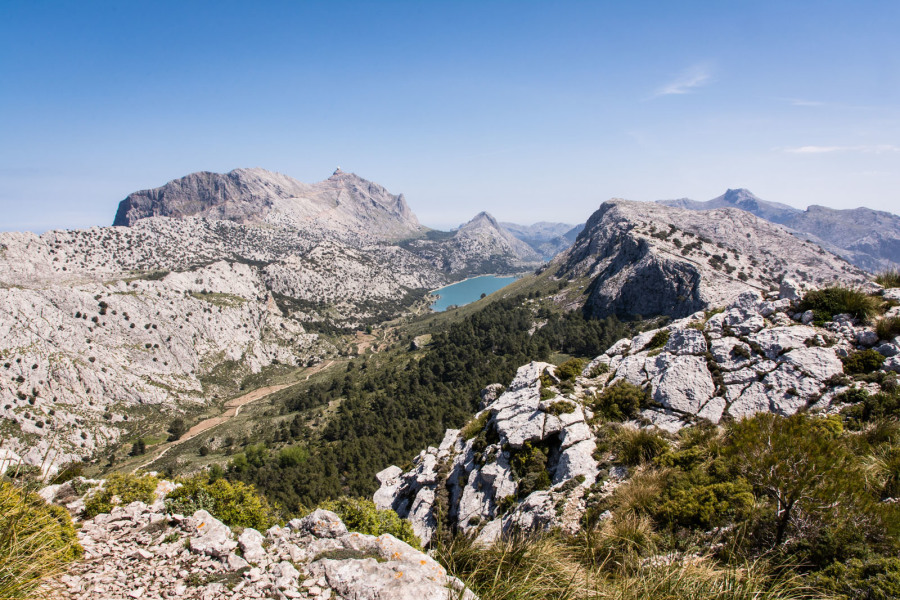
[556, 199, 868, 319]
[501, 221, 585, 260]
[114, 167, 422, 242]
[658, 189, 900, 271]
[0, 168, 544, 472]
[404, 212, 543, 275]
[500, 221, 575, 241]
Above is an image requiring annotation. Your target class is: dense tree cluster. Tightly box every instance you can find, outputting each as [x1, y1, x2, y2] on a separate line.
[228, 296, 629, 511]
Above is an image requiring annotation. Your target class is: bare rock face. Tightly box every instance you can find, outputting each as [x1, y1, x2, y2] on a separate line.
[558, 200, 868, 320]
[375, 285, 895, 545]
[114, 168, 422, 242]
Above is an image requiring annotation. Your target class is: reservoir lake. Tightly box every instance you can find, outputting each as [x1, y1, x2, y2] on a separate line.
[430, 275, 518, 312]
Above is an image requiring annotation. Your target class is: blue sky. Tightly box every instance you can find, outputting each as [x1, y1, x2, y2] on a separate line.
[1, 0, 898, 232]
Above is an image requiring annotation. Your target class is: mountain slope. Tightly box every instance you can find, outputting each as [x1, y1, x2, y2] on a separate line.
[114, 168, 422, 242]
[555, 199, 869, 319]
[402, 212, 543, 275]
[659, 188, 900, 271]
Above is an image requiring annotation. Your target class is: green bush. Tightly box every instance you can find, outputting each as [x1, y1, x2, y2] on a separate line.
[0, 481, 82, 598]
[165, 474, 273, 530]
[84, 472, 158, 518]
[318, 497, 420, 549]
[811, 556, 900, 600]
[461, 412, 490, 440]
[838, 387, 900, 425]
[643, 329, 670, 351]
[510, 441, 552, 498]
[555, 358, 587, 381]
[546, 400, 576, 416]
[587, 362, 610, 379]
[876, 269, 900, 289]
[842, 349, 886, 375]
[876, 316, 900, 341]
[799, 286, 881, 323]
[613, 427, 669, 466]
[590, 380, 646, 422]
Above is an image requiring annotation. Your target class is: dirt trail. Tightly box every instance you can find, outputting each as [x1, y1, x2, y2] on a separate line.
[134, 361, 335, 471]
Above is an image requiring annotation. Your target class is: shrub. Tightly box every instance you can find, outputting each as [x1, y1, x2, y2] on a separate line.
[613, 427, 669, 466]
[165, 474, 273, 530]
[875, 269, 900, 289]
[842, 349, 886, 375]
[461, 412, 490, 440]
[555, 358, 587, 382]
[510, 441, 552, 499]
[84, 472, 158, 518]
[0, 481, 82, 598]
[643, 329, 670, 351]
[546, 400, 576, 416]
[811, 556, 900, 600]
[587, 362, 610, 378]
[317, 497, 420, 549]
[876, 316, 900, 341]
[838, 388, 900, 425]
[798, 286, 881, 323]
[589, 381, 646, 422]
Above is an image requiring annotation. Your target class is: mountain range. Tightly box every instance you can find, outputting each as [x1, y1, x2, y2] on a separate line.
[659, 188, 900, 271]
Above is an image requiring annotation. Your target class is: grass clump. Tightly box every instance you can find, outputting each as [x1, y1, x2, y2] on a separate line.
[546, 400, 576, 416]
[875, 269, 900, 289]
[461, 411, 490, 441]
[317, 497, 420, 549]
[876, 316, 900, 341]
[612, 427, 669, 466]
[798, 286, 881, 323]
[165, 473, 274, 530]
[84, 471, 158, 518]
[0, 480, 82, 598]
[842, 349, 886, 375]
[589, 381, 647, 422]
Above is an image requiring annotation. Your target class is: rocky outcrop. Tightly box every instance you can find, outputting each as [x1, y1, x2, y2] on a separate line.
[44, 481, 475, 600]
[557, 199, 868, 319]
[375, 285, 900, 545]
[659, 188, 900, 271]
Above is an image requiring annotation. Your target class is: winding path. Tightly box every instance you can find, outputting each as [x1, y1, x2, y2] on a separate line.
[134, 360, 335, 471]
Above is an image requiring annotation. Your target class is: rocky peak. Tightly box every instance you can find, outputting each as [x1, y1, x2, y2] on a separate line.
[112, 167, 422, 241]
[558, 199, 869, 320]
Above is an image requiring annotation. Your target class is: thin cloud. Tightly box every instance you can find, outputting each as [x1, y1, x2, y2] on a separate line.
[653, 64, 713, 97]
[785, 144, 899, 154]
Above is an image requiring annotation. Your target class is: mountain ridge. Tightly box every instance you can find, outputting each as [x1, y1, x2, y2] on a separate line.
[658, 188, 900, 271]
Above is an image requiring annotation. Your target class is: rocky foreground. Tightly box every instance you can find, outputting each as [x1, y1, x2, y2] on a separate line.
[41, 481, 474, 600]
[377, 283, 900, 546]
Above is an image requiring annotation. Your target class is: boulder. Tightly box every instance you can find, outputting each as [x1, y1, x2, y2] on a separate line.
[299, 509, 348, 539]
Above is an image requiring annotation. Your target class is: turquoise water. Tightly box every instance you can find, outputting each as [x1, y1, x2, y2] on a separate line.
[430, 275, 518, 312]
